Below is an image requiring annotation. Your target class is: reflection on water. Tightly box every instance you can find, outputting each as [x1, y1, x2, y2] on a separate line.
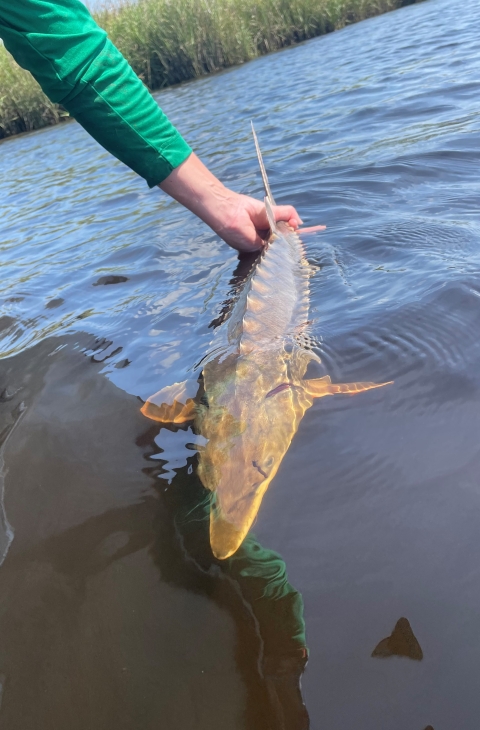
[0, 337, 309, 729]
[2, 0, 480, 726]
[137, 215, 317, 721]
[0, 400, 25, 565]
[144, 449, 310, 730]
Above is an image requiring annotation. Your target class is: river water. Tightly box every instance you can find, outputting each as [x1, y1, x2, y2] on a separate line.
[1, 0, 480, 727]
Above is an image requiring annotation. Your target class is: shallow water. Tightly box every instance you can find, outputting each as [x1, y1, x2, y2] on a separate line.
[1, 0, 480, 726]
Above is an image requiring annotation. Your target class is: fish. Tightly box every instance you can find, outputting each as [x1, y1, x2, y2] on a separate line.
[141, 125, 392, 560]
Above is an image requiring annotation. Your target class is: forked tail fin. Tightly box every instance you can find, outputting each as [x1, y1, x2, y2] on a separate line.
[251, 122, 276, 206]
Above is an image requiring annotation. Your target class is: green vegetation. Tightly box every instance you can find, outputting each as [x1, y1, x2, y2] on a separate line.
[0, 44, 67, 138]
[0, 0, 422, 139]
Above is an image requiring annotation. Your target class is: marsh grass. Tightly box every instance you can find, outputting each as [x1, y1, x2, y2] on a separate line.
[96, 0, 407, 87]
[0, 0, 420, 139]
[0, 45, 68, 138]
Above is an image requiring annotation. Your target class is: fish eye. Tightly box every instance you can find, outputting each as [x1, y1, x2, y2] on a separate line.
[264, 456, 274, 469]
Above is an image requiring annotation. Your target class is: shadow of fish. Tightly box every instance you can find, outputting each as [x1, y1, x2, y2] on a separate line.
[141, 125, 392, 559]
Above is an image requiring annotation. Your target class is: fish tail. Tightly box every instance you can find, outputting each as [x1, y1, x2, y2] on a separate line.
[251, 122, 276, 206]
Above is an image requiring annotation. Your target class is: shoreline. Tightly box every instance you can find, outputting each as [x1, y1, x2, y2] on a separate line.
[0, 0, 426, 141]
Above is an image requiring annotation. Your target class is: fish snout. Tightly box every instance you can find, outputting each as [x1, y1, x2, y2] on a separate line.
[209, 465, 274, 559]
[210, 512, 244, 560]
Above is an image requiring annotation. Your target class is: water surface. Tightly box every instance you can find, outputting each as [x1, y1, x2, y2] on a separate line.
[1, 0, 480, 727]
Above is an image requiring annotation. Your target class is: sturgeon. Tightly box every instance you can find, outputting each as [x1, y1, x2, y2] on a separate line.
[141, 126, 391, 559]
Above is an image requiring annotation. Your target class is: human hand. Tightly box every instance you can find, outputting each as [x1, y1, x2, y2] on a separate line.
[159, 153, 325, 252]
[212, 192, 304, 252]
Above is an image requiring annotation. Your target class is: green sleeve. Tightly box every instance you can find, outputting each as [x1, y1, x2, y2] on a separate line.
[0, 0, 192, 187]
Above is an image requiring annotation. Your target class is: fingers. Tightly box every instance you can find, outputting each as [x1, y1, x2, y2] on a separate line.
[220, 228, 266, 253]
[272, 205, 303, 229]
[252, 234, 267, 250]
[237, 234, 265, 252]
[271, 205, 326, 235]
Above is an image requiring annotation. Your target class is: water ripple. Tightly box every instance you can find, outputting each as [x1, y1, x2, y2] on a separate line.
[0, 0, 480, 407]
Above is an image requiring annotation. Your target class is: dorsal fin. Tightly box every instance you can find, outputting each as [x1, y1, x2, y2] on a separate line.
[251, 122, 275, 205]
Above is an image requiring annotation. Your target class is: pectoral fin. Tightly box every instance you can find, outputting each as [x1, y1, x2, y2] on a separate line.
[140, 379, 198, 424]
[304, 375, 393, 398]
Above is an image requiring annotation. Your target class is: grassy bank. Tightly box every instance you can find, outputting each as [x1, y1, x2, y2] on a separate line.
[0, 46, 69, 138]
[0, 0, 423, 139]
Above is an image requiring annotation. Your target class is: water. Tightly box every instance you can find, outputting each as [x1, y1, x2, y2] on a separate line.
[1, 0, 480, 726]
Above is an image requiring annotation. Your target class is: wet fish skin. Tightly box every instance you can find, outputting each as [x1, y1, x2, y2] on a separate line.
[141, 126, 392, 559]
[197, 347, 320, 560]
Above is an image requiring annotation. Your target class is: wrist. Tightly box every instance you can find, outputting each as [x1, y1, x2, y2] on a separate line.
[159, 153, 236, 234]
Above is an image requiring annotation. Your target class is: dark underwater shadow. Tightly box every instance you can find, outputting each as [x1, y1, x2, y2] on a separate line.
[0, 333, 309, 729]
[1, 439, 310, 730]
[140, 420, 310, 730]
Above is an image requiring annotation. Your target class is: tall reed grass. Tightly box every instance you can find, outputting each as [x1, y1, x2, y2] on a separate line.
[0, 45, 68, 138]
[0, 0, 421, 139]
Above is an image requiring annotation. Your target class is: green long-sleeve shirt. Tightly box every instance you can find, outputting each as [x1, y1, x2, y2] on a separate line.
[0, 0, 192, 186]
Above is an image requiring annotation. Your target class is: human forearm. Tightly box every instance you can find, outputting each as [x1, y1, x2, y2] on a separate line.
[160, 153, 235, 231]
[0, 0, 191, 186]
[0, 0, 320, 250]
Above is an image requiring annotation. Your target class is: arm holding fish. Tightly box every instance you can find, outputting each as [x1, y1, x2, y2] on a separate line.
[159, 152, 306, 252]
[0, 0, 310, 253]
